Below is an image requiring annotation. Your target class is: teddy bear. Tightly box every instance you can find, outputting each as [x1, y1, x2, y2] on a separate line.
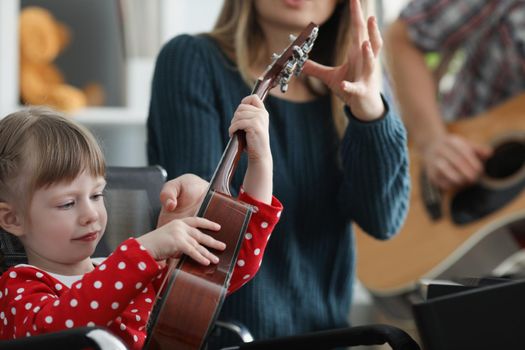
[19, 7, 104, 113]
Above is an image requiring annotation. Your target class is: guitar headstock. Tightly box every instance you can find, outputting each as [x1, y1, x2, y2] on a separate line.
[253, 22, 319, 97]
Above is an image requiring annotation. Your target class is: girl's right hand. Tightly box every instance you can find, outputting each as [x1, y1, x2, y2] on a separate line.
[137, 217, 225, 265]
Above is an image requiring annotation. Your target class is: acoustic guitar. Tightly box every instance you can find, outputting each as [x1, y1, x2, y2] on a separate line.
[144, 23, 319, 350]
[355, 93, 525, 320]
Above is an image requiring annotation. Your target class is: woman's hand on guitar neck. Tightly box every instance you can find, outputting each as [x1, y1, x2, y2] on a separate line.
[137, 216, 225, 265]
[423, 133, 493, 190]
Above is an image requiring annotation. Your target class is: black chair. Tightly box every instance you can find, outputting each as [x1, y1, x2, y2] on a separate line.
[0, 166, 420, 350]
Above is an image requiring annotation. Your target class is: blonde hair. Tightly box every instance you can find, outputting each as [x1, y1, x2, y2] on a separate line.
[208, 0, 365, 137]
[0, 107, 105, 211]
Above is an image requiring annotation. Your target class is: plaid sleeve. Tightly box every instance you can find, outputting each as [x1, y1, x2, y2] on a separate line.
[400, 0, 504, 51]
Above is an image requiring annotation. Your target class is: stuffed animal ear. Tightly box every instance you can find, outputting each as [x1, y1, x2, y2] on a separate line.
[0, 202, 24, 237]
[19, 7, 62, 64]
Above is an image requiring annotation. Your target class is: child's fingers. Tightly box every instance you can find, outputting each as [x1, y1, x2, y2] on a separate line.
[183, 243, 212, 265]
[241, 94, 265, 108]
[183, 216, 221, 231]
[190, 227, 227, 251]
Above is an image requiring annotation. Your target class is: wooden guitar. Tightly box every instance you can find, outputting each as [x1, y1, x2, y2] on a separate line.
[355, 93, 525, 319]
[144, 23, 319, 350]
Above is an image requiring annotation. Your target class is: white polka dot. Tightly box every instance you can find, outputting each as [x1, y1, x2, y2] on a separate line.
[14, 295, 22, 301]
[90, 301, 99, 309]
[131, 309, 138, 313]
[32, 325, 36, 331]
[133, 335, 138, 342]
[26, 331, 31, 337]
[70, 299, 78, 307]
[99, 264, 106, 271]
[118, 262, 126, 270]
[0, 291, 2, 299]
[11, 307, 16, 315]
[260, 221, 268, 229]
[0, 312, 4, 319]
[24, 303, 32, 310]
[138, 262, 146, 271]
[120, 245, 128, 251]
[53, 300, 60, 307]
[245, 233, 252, 240]
[145, 298, 152, 303]
[40, 296, 48, 301]
[139, 245, 146, 251]
[36, 272, 43, 278]
[55, 284, 62, 291]
[116, 317, 122, 322]
[76, 283, 82, 289]
[65, 319, 74, 328]
[107, 320, 113, 326]
[254, 248, 261, 256]
[135, 315, 141, 322]
[115, 281, 123, 290]
[237, 260, 245, 267]
[135, 282, 143, 290]
[242, 274, 250, 280]
[9, 271, 17, 278]
[16, 288, 24, 294]
[120, 323, 126, 331]
[87, 321, 95, 327]
[94, 281, 102, 289]
[33, 306, 40, 313]
[3, 318, 7, 326]
[45, 316, 53, 324]
[277, 210, 282, 218]
[111, 302, 119, 310]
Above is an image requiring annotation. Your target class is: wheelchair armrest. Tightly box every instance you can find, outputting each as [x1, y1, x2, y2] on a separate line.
[0, 326, 128, 350]
[212, 319, 254, 343]
[228, 324, 420, 350]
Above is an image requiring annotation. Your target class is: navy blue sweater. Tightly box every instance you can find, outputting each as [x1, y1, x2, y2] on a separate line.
[147, 34, 410, 345]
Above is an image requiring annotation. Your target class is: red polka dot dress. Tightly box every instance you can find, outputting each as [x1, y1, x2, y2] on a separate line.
[0, 192, 282, 350]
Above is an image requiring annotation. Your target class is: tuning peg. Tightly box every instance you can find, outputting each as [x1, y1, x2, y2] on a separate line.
[288, 34, 297, 42]
[271, 53, 280, 61]
[292, 45, 305, 61]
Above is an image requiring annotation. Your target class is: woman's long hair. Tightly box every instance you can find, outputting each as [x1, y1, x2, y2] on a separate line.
[208, 0, 370, 137]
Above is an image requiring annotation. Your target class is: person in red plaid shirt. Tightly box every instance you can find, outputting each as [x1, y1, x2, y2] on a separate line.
[386, 0, 525, 190]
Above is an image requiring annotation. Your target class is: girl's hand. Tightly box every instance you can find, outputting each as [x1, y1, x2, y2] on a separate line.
[229, 95, 271, 164]
[137, 217, 225, 265]
[302, 0, 384, 121]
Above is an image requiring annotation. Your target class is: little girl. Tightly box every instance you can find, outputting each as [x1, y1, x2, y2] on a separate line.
[0, 97, 282, 349]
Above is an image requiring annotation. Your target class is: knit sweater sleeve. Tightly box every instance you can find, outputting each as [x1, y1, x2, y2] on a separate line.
[147, 34, 224, 180]
[339, 95, 410, 240]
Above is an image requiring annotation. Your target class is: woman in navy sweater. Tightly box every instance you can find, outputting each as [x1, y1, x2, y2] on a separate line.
[147, 0, 410, 347]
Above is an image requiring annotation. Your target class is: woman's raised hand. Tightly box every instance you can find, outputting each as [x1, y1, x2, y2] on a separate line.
[302, 0, 384, 121]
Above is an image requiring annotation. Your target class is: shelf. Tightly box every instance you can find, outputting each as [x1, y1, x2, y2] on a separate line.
[71, 107, 147, 126]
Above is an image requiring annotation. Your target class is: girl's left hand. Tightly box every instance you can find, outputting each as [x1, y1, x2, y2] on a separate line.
[302, 0, 384, 122]
[229, 94, 271, 164]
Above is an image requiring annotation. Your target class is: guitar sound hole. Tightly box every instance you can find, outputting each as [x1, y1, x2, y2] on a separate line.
[484, 141, 525, 179]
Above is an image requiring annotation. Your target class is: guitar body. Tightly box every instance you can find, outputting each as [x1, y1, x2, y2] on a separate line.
[356, 93, 525, 319]
[146, 191, 252, 350]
